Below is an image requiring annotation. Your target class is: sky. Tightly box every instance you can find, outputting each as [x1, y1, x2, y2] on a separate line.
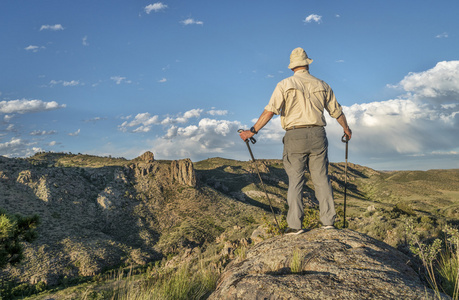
[1, 0, 458, 171]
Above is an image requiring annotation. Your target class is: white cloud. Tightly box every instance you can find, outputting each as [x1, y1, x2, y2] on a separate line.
[0, 99, 66, 114]
[68, 129, 80, 136]
[0, 137, 41, 157]
[304, 14, 322, 24]
[25, 45, 45, 52]
[159, 78, 167, 83]
[396, 61, 459, 103]
[63, 80, 80, 86]
[110, 76, 132, 85]
[152, 118, 243, 159]
[50, 80, 80, 87]
[180, 18, 204, 25]
[119, 113, 160, 132]
[30, 130, 57, 136]
[182, 109, 203, 120]
[3, 115, 14, 122]
[322, 62, 459, 169]
[208, 109, 228, 116]
[40, 24, 64, 31]
[145, 2, 167, 14]
[82, 36, 89, 46]
[48, 141, 57, 146]
[435, 32, 448, 39]
[120, 109, 203, 133]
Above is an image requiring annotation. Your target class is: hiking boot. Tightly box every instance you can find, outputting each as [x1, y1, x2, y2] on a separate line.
[321, 225, 335, 230]
[284, 228, 305, 235]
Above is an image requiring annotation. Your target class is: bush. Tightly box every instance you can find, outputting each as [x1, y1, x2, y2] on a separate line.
[0, 208, 39, 269]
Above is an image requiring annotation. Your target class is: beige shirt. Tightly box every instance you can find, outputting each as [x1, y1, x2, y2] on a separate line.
[264, 69, 343, 129]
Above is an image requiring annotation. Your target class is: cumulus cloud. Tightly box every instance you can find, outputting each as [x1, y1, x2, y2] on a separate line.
[82, 36, 89, 46]
[159, 78, 167, 83]
[0, 99, 66, 114]
[395, 61, 459, 103]
[323, 61, 459, 169]
[328, 99, 457, 154]
[152, 118, 243, 159]
[180, 18, 204, 25]
[304, 14, 322, 24]
[120, 109, 203, 133]
[145, 2, 167, 14]
[120, 113, 160, 132]
[40, 24, 64, 31]
[0, 137, 41, 157]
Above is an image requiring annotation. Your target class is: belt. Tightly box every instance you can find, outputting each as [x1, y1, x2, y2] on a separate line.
[285, 125, 321, 131]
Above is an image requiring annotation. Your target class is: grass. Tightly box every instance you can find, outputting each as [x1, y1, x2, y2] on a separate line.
[289, 249, 304, 273]
[102, 262, 219, 300]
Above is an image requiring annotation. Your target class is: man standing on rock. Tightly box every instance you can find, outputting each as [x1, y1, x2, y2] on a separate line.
[239, 47, 352, 235]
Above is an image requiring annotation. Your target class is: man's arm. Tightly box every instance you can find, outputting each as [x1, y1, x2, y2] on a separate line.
[239, 110, 274, 141]
[336, 113, 352, 140]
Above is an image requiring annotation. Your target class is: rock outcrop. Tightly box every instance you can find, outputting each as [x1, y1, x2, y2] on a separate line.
[138, 151, 154, 163]
[171, 158, 196, 187]
[210, 229, 447, 299]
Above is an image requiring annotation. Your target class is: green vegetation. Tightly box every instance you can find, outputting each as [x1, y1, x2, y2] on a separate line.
[0, 208, 39, 269]
[289, 249, 304, 273]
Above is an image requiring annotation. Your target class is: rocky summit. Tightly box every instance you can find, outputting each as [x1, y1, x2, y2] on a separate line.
[210, 229, 447, 300]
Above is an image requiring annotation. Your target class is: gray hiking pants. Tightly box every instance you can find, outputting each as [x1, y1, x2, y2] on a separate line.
[283, 126, 336, 229]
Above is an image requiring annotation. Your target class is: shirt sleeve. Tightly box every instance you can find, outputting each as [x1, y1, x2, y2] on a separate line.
[324, 87, 343, 119]
[264, 83, 285, 115]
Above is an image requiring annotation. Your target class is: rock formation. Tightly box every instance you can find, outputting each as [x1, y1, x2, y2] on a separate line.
[171, 158, 196, 187]
[210, 229, 447, 299]
[138, 151, 154, 163]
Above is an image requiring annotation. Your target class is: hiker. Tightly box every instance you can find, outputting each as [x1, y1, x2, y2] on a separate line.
[239, 47, 352, 235]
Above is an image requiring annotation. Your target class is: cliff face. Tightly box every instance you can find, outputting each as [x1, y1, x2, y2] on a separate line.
[210, 229, 447, 299]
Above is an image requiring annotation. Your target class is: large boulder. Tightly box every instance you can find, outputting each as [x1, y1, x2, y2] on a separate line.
[210, 229, 447, 299]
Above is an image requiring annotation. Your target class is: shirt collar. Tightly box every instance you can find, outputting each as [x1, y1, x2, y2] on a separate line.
[294, 69, 310, 75]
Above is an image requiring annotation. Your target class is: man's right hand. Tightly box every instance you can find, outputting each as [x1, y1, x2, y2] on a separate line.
[239, 130, 255, 142]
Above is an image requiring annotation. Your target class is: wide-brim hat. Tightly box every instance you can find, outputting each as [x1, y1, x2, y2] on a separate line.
[288, 47, 313, 69]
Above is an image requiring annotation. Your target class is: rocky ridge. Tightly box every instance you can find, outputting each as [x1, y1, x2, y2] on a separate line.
[0, 153, 217, 285]
[210, 229, 447, 299]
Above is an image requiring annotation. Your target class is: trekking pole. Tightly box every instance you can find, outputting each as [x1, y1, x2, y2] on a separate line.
[341, 134, 349, 228]
[238, 129, 281, 233]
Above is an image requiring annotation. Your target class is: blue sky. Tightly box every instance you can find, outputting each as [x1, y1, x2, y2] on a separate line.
[1, 0, 458, 170]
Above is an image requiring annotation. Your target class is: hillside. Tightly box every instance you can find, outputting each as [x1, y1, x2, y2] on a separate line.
[1, 152, 459, 298]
